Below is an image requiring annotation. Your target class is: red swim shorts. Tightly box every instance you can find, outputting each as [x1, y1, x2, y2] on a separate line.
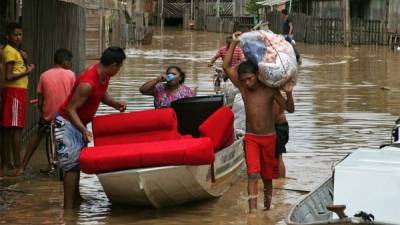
[1, 87, 27, 128]
[244, 133, 279, 180]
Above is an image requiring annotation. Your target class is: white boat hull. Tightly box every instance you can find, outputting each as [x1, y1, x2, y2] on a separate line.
[97, 138, 244, 208]
[286, 145, 400, 225]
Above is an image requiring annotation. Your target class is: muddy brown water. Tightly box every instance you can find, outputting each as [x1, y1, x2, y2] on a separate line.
[1, 27, 400, 225]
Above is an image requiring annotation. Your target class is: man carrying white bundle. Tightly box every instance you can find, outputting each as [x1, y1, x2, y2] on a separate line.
[223, 32, 294, 214]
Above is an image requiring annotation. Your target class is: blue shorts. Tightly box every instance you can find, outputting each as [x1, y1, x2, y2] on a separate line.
[55, 115, 85, 173]
[283, 34, 295, 44]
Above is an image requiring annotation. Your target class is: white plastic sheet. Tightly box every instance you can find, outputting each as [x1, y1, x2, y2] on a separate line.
[232, 94, 246, 135]
[221, 81, 240, 106]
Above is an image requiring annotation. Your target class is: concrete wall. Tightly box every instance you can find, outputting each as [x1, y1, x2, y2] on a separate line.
[133, 0, 155, 24]
[61, 0, 129, 59]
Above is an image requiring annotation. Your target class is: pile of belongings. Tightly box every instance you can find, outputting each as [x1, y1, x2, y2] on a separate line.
[239, 30, 298, 88]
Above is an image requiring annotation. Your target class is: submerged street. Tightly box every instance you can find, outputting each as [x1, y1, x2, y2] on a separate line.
[1, 27, 400, 225]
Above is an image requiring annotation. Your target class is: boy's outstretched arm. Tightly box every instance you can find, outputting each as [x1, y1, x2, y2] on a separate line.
[283, 80, 295, 113]
[208, 49, 221, 67]
[284, 91, 295, 113]
[222, 32, 242, 88]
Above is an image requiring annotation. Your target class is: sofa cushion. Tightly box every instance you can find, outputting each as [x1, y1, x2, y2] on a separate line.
[92, 108, 181, 146]
[94, 130, 182, 146]
[80, 137, 215, 174]
[199, 106, 234, 152]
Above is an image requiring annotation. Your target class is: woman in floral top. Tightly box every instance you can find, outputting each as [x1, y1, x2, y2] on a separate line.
[140, 66, 195, 108]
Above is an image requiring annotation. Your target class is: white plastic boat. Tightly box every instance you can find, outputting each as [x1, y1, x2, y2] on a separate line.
[286, 145, 400, 225]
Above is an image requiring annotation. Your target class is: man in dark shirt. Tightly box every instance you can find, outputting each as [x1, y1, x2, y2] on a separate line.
[281, 9, 294, 44]
[281, 9, 301, 65]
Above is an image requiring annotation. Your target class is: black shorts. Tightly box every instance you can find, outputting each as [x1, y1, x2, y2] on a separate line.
[275, 122, 289, 158]
[37, 117, 51, 134]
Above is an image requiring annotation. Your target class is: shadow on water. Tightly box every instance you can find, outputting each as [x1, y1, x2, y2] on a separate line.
[1, 27, 400, 224]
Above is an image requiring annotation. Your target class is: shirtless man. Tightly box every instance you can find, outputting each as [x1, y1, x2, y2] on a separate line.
[223, 32, 294, 213]
[273, 91, 294, 178]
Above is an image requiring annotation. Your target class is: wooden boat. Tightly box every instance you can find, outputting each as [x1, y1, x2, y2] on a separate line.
[286, 145, 400, 225]
[80, 95, 245, 208]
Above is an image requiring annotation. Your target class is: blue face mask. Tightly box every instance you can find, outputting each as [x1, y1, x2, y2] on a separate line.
[166, 73, 175, 82]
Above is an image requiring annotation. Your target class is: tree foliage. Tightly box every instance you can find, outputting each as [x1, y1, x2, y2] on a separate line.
[245, 0, 262, 15]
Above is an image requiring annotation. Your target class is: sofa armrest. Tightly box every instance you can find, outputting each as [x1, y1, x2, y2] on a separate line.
[199, 106, 234, 152]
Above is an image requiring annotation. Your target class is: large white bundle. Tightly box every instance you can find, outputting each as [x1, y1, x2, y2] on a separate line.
[221, 81, 240, 105]
[239, 30, 298, 88]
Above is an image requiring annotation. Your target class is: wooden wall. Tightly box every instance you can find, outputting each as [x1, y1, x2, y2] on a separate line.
[364, 0, 388, 21]
[0, 0, 8, 42]
[0, 0, 21, 42]
[265, 9, 385, 45]
[310, 0, 342, 18]
[388, 0, 400, 32]
[21, 0, 86, 140]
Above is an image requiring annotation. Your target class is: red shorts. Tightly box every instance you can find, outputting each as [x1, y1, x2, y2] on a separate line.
[1, 87, 27, 128]
[244, 133, 279, 180]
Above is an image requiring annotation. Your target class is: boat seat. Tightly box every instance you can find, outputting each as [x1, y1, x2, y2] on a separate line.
[80, 137, 215, 174]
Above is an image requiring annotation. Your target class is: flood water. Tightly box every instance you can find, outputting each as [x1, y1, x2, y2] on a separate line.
[2, 27, 400, 225]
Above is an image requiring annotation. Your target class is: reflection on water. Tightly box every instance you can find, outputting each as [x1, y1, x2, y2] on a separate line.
[2, 27, 400, 225]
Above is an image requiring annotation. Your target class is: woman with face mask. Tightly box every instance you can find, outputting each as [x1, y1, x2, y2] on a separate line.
[140, 66, 195, 108]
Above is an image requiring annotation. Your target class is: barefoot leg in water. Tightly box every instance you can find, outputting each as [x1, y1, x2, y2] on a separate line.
[262, 179, 272, 210]
[278, 154, 286, 178]
[247, 173, 259, 214]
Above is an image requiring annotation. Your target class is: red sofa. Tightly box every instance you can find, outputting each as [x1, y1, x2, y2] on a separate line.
[80, 107, 234, 174]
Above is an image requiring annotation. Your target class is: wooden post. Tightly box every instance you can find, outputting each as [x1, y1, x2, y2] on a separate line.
[191, 0, 193, 20]
[204, 0, 207, 29]
[232, 0, 237, 17]
[343, 0, 351, 46]
[216, 0, 220, 17]
[160, 0, 164, 27]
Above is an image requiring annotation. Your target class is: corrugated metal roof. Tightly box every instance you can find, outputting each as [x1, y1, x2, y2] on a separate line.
[256, 0, 289, 6]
